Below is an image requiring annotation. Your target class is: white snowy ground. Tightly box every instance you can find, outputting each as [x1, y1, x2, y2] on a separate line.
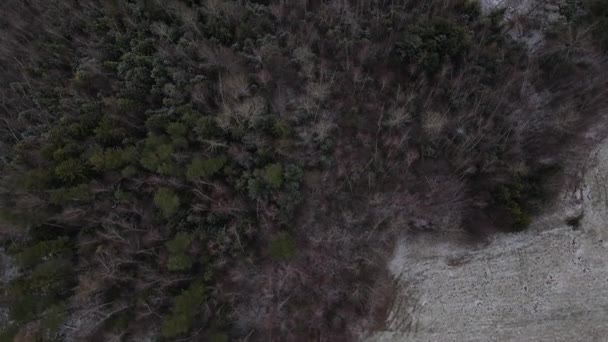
[368, 132, 608, 342]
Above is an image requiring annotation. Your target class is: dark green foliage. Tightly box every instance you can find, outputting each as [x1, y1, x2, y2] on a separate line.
[263, 163, 283, 189]
[277, 164, 304, 222]
[12, 237, 70, 268]
[194, 116, 222, 140]
[395, 17, 471, 74]
[0, 325, 18, 342]
[167, 121, 189, 149]
[89, 147, 136, 171]
[208, 332, 229, 342]
[456, 0, 482, 22]
[269, 231, 297, 261]
[140, 134, 180, 176]
[52, 143, 84, 162]
[17, 169, 53, 190]
[186, 155, 228, 181]
[54, 158, 89, 183]
[162, 281, 206, 338]
[8, 257, 73, 323]
[166, 232, 193, 272]
[0, 209, 48, 228]
[166, 232, 192, 254]
[94, 117, 127, 146]
[496, 175, 545, 231]
[235, 5, 275, 43]
[39, 304, 68, 336]
[154, 187, 180, 217]
[167, 253, 193, 272]
[50, 184, 92, 204]
[121, 165, 138, 177]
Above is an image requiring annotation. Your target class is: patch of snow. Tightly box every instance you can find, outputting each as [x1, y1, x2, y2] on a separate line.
[369, 136, 608, 342]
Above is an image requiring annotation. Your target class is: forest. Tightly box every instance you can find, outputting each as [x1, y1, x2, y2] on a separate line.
[0, 0, 607, 341]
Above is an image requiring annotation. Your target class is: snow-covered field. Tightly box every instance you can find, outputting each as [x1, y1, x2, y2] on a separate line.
[368, 131, 608, 341]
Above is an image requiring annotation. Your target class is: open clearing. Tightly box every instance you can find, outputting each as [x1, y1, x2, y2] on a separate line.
[369, 137, 608, 341]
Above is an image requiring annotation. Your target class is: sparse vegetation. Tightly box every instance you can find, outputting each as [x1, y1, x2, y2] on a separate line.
[0, 0, 606, 341]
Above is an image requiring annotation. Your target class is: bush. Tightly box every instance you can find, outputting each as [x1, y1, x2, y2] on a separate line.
[209, 332, 229, 342]
[40, 303, 68, 336]
[166, 232, 192, 254]
[186, 155, 228, 181]
[194, 116, 222, 140]
[8, 258, 73, 323]
[17, 169, 53, 190]
[277, 164, 303, 222]
[0, 209, 48, 228]
[0, 325, 18, 342]
[13, 237, 70, 269]
[140, 134, 180, 176]
[496, 175, 544, 231]
[395, 17, 471, 74]
[54, 158, 89, 183]
[154, 187, 180, 217]
[263, 163, 283, 189]
[167, 254, 193, 272]
[269, 232, 296, 261]
[50, 184, 92, 204]
[52, 143, 83, 162]
[162, 281, 206, 338]
[89, 147, 136, 171]
[166, 232, 193, 271]
[94, 117, 127, 146]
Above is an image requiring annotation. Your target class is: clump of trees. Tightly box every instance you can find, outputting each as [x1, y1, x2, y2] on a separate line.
[0, 0, 606, 341]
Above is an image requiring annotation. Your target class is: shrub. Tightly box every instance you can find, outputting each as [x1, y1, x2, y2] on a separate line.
[40, 303, 67, 336]
[263, 163, 283, 189]
[89, 147, 136, 171]
[269, 232, 296, 261]
[194, 116, 222, 140]
[140, 134, 180, 176]
[209, 332, 229, 342]
[13, 237, 70, 269]
[8, 258, 73, 323]
[50, 184, 92, 204]
[0, 325, 18, 342]
[496, 175, 544, 231]
[154, 187, 180, 217]
[277, 164, 303, 222]
[54, 158, 89, 183]
[0, 209, 48, 228]
[167, 254, 193, 272]
[17, 169, 53, 190]
[167, 122, 187, 138]
[246, 177, 266, 200]
[162, 281, 206, 338]
[186, 155, 228, 181]
[166, 233, 193, 271]
[94, 117, 127, 146]
[167, 121, 189, 149]
[52, 143, 83, 162]
[395, 17, 471, 74]
[166, 232, 192, 254]
[121, 165, 138, 177]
